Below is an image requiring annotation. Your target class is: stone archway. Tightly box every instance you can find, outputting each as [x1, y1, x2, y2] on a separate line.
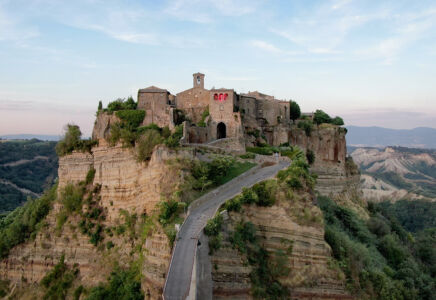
[217, 122, 226, 139]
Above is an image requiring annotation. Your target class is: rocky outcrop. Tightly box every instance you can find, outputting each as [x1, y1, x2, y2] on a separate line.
[59, 142, 193, 220]
[0, 143, 190, 297]
[211, 200, 351, 299]
[92, 112, 120, 140]
[290, 126, 361, 198]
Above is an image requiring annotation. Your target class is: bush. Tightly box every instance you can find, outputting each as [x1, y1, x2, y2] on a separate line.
[115, 110, 145, 130]
[107, 97, 137, 112]
[158, 200, 179, 225]
[60, 183, 85, 213]
[41, 254, 78, 300]
[86, 265, 143, 300]
[56, 124, 97, 157]
[297, 120, 313, 136]
[197, 107, 209, 127]
[136, 130, 162, 162]
[313, 109, 332, 125]
[306, 149, 315, 165]
[252, 181, 276, 206]
[246, 146, 274, 155]
[331, 116, 344, 126]
[240, 152, 256, 159]
[86, 167, 96, 185]
[204, 214, 223, 237]
[165, 125, 183, 148]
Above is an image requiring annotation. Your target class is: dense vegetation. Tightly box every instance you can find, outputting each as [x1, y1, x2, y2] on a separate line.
[86, 265, 143, 300]
[230, 220, 290, 299]
[319, 196, 436, 299]
[41, 254, 79, 300]
[0, 139, 58, 213]
[0, 184, 57, 258]
[313, 109, 344, 126]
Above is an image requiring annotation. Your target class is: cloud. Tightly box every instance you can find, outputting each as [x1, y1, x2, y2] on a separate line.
[164, 0, 261, 23]
[0, 5, 39, 42]
[251, 40, 282, 54]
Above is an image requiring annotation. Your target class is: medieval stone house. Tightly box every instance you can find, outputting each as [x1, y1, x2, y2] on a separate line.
[138, 73, 294, 151]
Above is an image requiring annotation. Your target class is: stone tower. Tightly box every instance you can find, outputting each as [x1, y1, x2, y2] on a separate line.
[193, 72, 205, 89]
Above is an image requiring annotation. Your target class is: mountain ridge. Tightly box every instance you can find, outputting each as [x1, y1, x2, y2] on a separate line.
[346, 126, 436, 149]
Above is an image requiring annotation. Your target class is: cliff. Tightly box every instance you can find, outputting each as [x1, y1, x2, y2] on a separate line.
[210, 184, 351, 299]
[0, 142, 191, 299]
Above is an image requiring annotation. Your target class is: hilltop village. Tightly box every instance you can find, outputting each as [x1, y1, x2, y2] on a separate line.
[0, 73, 362, 300]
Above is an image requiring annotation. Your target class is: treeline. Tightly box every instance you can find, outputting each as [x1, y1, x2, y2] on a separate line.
[0, 139, 58, 213]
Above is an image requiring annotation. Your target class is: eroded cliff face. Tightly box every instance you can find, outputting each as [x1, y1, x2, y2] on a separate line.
[211, 192, 351, 299]
[0, 143, 191, 299]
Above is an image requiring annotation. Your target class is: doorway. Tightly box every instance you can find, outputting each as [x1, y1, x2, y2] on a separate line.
[217, 122, 226, 139]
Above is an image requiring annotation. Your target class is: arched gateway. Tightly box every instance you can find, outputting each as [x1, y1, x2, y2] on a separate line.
[217, 122, 226, 139]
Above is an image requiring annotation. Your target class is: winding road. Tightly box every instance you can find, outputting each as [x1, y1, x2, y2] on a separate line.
[163, 160, 290, 300]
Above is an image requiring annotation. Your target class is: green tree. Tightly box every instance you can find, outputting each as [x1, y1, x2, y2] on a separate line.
[98, 101, 102, 111]
[289, 101, 301, 122]
[313, 109, 332, 125]
[331, 116, 344, 126]
[55, 124, 82, 156]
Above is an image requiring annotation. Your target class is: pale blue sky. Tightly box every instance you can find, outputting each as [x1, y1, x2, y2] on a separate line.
[0, 0, 435, 135]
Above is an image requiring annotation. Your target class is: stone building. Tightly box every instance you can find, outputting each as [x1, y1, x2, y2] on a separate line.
[137, 73, 298, 152]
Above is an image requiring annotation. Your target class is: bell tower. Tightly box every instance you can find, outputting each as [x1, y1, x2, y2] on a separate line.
[193, 72, 205, 89]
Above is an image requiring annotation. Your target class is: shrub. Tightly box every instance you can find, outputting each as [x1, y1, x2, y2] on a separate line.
[136, 130, 162, 162]
[60, 183, 85, 213]
[331, 116, 344, 126]
[158, 200, 179, 225]
[41, 254, 78, 300]
[306, 149, 315, 165]
[297, 120, 313, 136]
[115, 110, 145, 130]
[165, 125, 183, 148]
[246, 146, 274, 155]
[107, 97, 137, 112]
[198, 107, 209, 127]
[86, 167, 96, 185]
[204, 214, 223, 237]
[240, 152, 256, 159]
[252, 181, 277, 206]
[86, 265, 144, 300]
[313, 109, 332, 125]
[56, 124, 97, 156]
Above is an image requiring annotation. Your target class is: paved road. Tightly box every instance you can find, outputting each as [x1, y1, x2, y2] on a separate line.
[163, 160, 290, 300]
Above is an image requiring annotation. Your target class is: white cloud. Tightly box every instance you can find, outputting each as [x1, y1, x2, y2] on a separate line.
[251, 40, 282, 54]
[164, 0, 261, 23]
[0, 5, 39, 41]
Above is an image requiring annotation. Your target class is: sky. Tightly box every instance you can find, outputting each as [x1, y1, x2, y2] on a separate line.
[0, 0, 435, 136]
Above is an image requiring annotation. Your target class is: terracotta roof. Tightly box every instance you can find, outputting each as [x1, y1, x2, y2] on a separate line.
[138, 86, 169, 93]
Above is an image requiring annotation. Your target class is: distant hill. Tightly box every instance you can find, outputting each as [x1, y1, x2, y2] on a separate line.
[346, 126, 436, 149]
[0, 134, 60, 141]
[0, 139, 58, 213]
[350, 146, 436, 201]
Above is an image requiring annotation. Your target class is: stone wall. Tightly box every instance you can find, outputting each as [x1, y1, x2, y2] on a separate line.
[138, 90, 172, 128]
[176, 87, 209, 123]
